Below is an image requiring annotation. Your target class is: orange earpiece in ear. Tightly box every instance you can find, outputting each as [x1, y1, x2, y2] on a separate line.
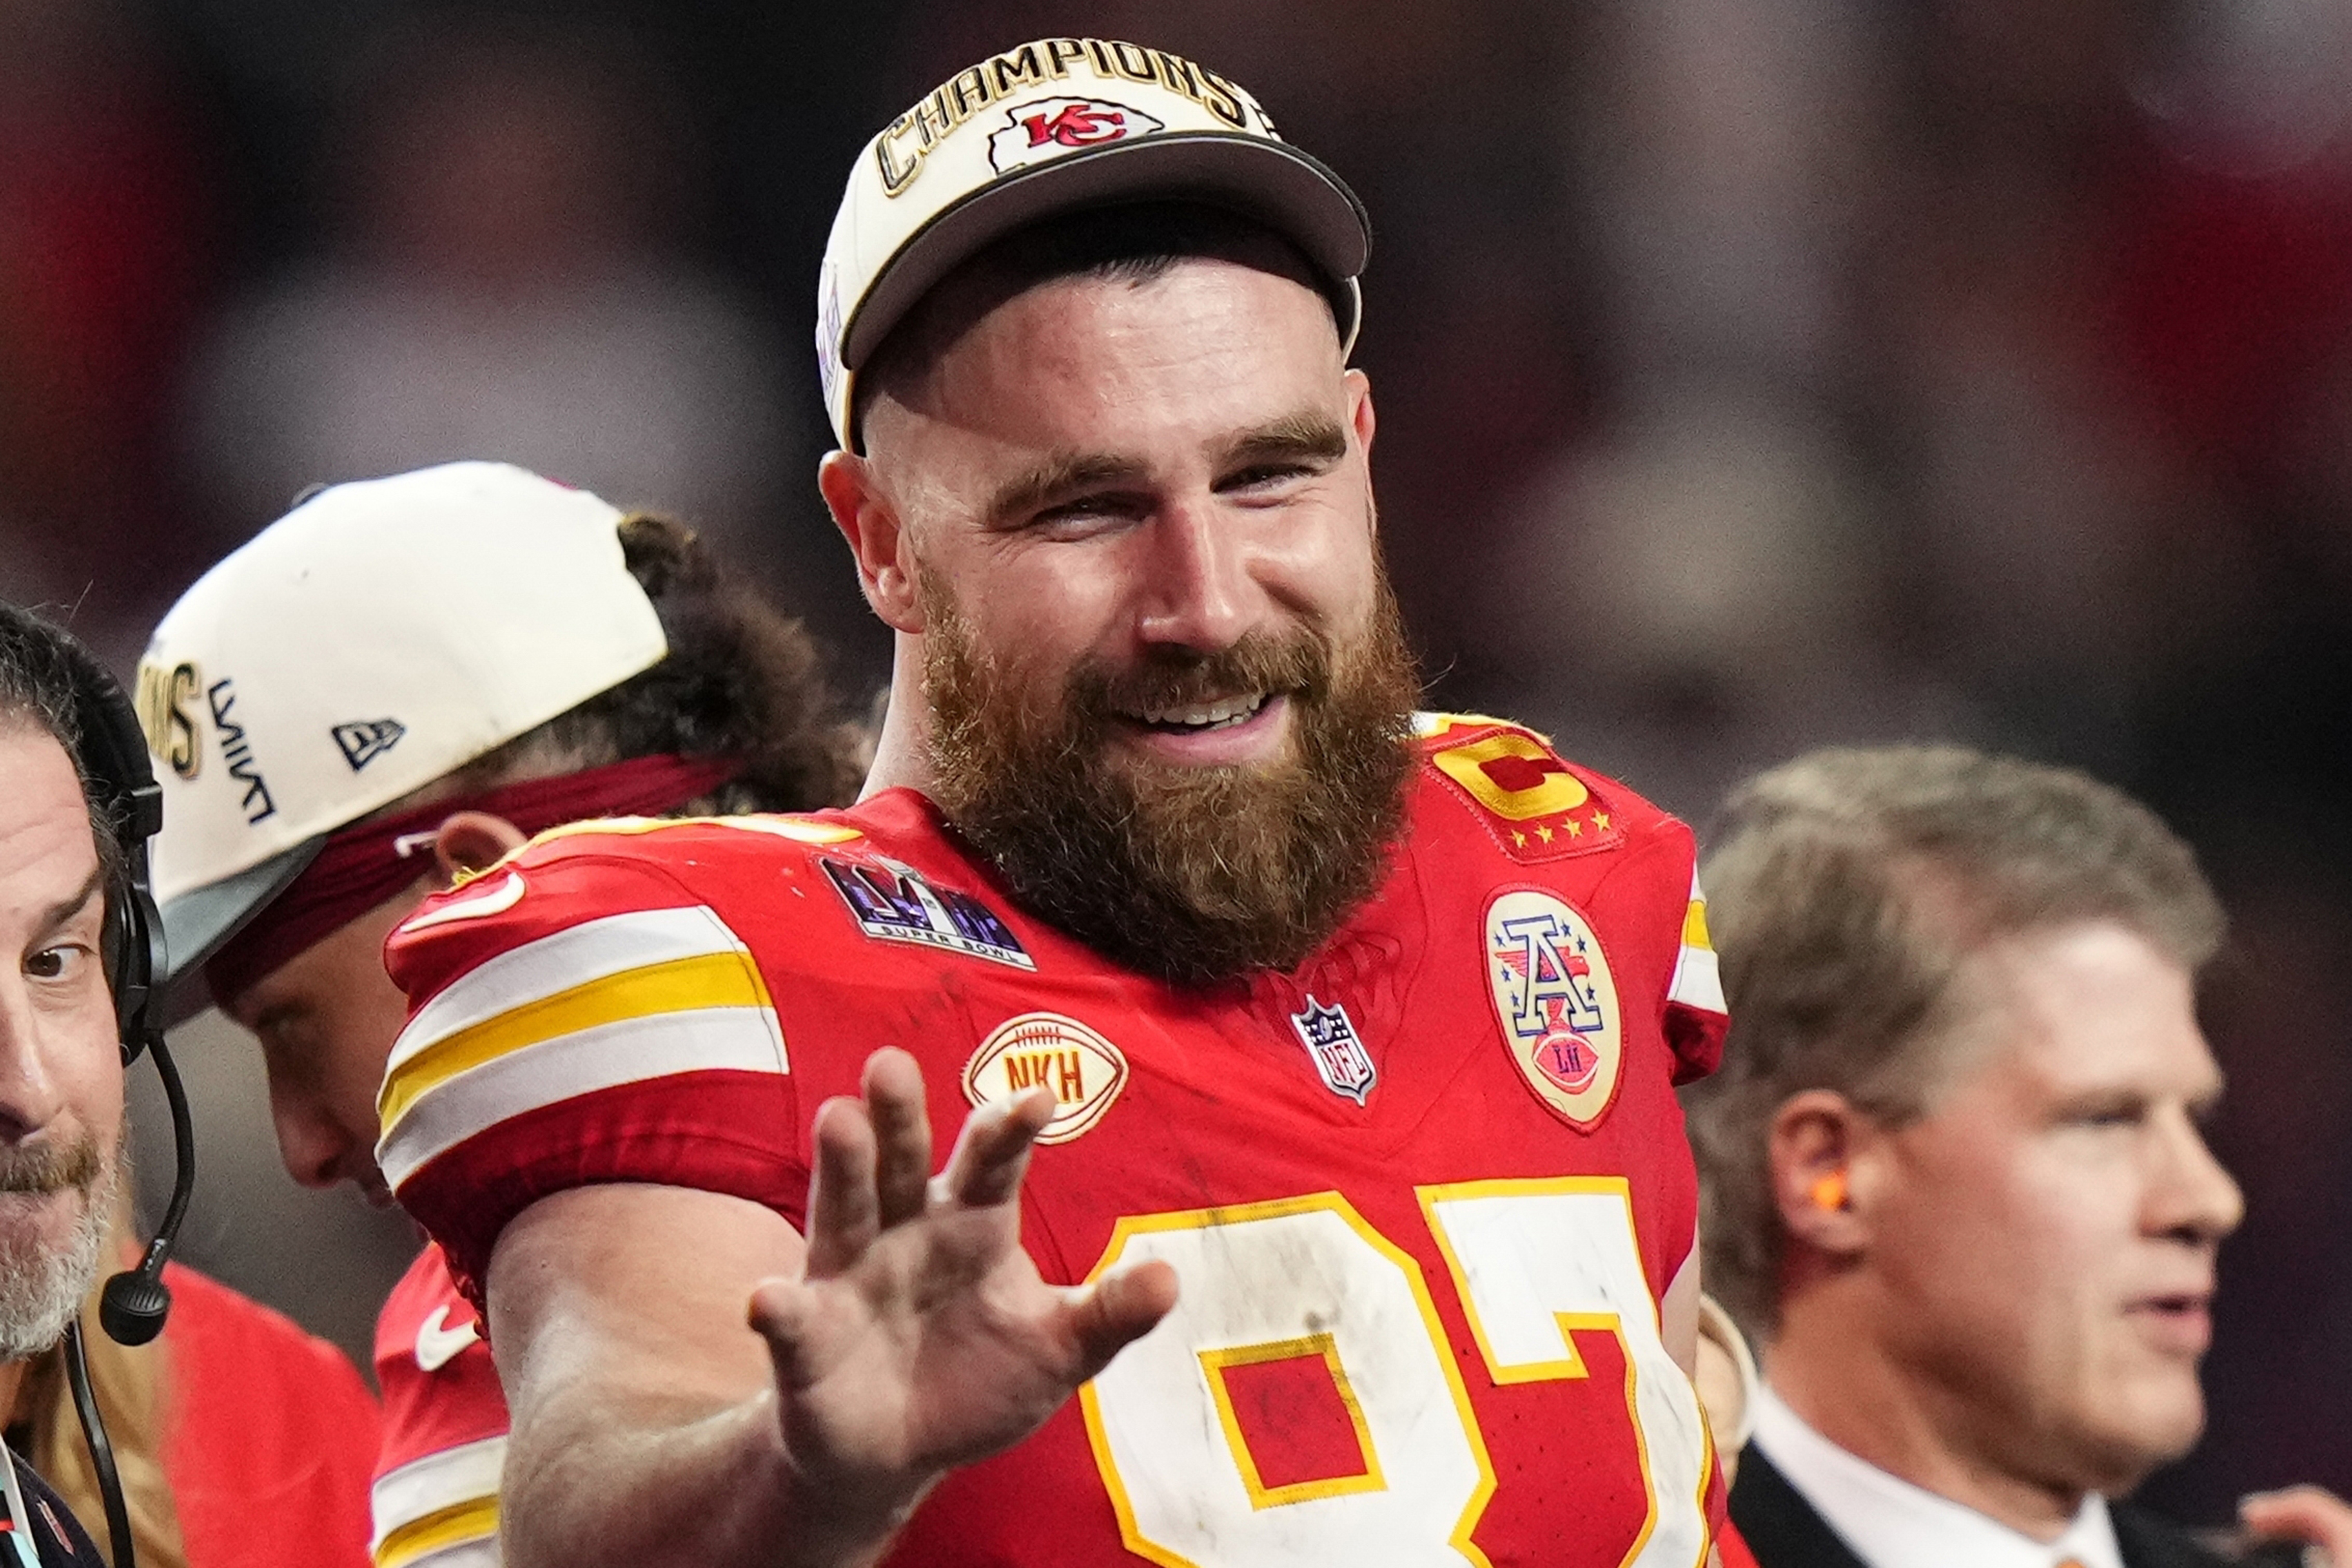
[1808, 1170, 1849, 1212]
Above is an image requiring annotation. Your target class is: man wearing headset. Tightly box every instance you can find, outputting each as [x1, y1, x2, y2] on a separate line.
[0, 604, 153, 1567]
[137, 461, 867, 1568]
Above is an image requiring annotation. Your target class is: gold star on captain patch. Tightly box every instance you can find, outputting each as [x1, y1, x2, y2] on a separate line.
[1592, 812, 1611, 831]
[1564, 817, 1583, 837]
[1512, 830, 1527, 848]
[1535, 823, 1555, 844]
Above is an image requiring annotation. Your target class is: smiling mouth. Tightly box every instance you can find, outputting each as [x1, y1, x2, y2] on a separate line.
[1123, 691, 1274, 734]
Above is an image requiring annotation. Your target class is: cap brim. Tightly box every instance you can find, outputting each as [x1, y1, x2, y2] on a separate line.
[842, 131, 1371, 373]
[156, 835, 326, 1025]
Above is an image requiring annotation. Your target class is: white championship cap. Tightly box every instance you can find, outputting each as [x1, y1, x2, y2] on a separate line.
[816, 36, 1370, 450]
[135, 460, 669, 988]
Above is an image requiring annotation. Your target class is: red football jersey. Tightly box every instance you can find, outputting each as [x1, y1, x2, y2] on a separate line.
[379, 715, 1729, 1568]
[368, 1245, 505, 1568]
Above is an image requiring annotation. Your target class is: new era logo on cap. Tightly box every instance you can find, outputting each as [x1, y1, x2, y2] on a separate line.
[333, 718, 407, 772]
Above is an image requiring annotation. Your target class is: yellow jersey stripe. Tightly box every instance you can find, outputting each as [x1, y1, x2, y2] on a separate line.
[388, 906, 751, 1075]
[1681, 898, 1712, 952]
[381, 950, 770, 1131]
[379, 1006, 787, 1192]
[374, 1496, 498, 1568]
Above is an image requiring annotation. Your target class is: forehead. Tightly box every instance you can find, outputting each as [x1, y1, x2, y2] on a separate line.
[0, 724, 100, 916]
[1948, 921, 2217, 1099]
[866, 251, 1346, 465]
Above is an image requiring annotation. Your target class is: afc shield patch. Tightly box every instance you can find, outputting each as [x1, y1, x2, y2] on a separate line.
[963, 1013, 1129, 1145]
[1483, 888, 1623, 1130]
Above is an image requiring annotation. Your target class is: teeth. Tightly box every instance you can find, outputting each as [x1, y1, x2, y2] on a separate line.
[1134, 692, 1269, 729]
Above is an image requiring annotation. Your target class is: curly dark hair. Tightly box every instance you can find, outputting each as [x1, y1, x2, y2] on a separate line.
[449, 515, 869, 814]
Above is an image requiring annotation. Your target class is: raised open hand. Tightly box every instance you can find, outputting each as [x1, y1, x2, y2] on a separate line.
[748, 1047, 1177, 1531]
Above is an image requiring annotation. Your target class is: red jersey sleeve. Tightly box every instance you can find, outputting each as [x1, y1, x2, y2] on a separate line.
[1662, 858, 1729, 1084]
[370, 1246, 506, 1568]
[378, 833, 802, 1306]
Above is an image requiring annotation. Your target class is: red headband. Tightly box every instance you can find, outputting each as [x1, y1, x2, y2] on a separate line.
[203, 752, 742, 1006]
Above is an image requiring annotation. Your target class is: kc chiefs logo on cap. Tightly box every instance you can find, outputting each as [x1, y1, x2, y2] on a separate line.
[1421, 713, 1622, 864]
[987, 98, 1166, 175]
[1484, 888, 1624, 1131]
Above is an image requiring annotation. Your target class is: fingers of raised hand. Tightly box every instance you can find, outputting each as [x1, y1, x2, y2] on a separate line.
[2243, 1485, 2352, 1561]
[805, 1094, 883, 1278]
[936, 1086, 1056, 1211]
[864, 1047, 935, 1229]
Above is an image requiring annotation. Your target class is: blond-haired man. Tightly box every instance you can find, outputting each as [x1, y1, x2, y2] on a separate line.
[1686, 745, 2338, 1568]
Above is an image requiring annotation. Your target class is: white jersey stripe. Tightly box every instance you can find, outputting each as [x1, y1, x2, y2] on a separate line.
[1667, 868, 1726, 1015]
[381, 1006, 788, 1191]
[1666, 943, 1724, 1015]
[389, 905, 751, 1076]
[371, 1434, 504, 1547]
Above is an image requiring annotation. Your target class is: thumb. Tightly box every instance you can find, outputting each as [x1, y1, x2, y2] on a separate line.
[1058, 1260, 1178, 1380]
[749, 1277, 827, 1394]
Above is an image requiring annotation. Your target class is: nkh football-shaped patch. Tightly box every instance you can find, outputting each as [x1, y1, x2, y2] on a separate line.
[1483, 889, 1623, 1130]
[962, 1012, 1129, 1145]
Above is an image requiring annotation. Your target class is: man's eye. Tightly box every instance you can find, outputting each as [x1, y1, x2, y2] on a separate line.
[1223, 464, 1312, 492]
[25, 946, 83, 981]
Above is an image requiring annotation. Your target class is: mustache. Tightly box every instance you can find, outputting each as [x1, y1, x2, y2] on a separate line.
[0, 1136, 102, 1196]
[1073, 628, 1334, 724]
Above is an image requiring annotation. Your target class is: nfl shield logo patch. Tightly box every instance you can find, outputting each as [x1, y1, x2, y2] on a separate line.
[1290, 995, 1377, 1106]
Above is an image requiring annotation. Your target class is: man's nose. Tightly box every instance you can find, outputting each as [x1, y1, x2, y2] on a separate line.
[0, 981, 68, 1143]
[2151, 1109, 2245, 1246]
[269, 1093, 352, 1191]
[1134, 499, 1260, 654]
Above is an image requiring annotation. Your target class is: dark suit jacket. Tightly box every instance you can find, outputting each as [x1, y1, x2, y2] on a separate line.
[1730, 1445, 2254, 1568]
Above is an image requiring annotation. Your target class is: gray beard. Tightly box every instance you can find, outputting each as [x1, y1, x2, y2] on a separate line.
[0, 1155, 116, 1361]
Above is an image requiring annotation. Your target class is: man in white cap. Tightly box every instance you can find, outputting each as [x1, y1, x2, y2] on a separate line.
[379, 41, 1730, 1568]
[137, 460, 865, 1568]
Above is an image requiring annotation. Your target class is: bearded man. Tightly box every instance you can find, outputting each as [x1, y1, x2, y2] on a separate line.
[0, 607, 151, 1567]
[379, 39, 1730, 1568]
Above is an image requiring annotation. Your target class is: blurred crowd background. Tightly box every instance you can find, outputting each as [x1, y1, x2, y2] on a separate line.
[5, 0, 2350, 1524]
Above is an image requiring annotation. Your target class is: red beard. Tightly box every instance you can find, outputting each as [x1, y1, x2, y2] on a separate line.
[920, 573, 1421, 987]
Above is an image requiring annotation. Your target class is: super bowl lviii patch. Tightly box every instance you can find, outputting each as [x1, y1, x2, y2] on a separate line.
[822, 855, 1034, 969]
[1484, 889, 1623, 1130]
[963, 1013, 1129, 1144]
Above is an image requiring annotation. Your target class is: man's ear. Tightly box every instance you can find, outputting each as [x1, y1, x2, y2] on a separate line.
[818, 451, 922, 634]
[1767, 1089, 1880, 1260]
[433, 811, 528, 886]
[1345, 367, 1376, 463]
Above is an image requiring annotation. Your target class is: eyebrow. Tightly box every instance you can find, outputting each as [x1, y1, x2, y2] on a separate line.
[33, 865, 106, 941]
[984, 453, 1151, 525]
[1218, 412, 1348, 471]
[980, 412, 1353, 526]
